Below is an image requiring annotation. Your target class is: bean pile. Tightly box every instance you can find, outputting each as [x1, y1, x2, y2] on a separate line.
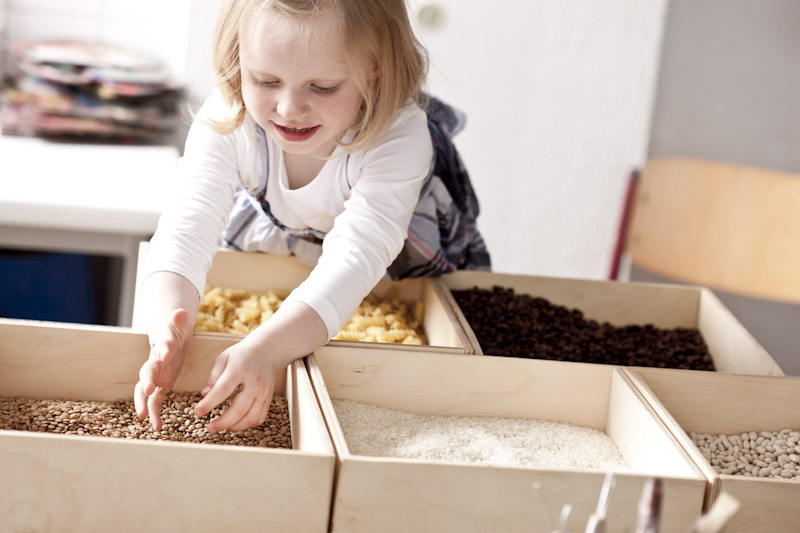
[692, 429, 800, 480]
[0, 392, 292, 448]
[451, 286, 714, 370]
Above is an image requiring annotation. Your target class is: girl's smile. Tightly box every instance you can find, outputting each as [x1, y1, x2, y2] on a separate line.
[273, 123, 321, 142]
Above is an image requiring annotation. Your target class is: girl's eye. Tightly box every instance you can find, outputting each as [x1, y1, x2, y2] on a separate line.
[312, 84, 339, 94]
[253, 77, 278, 88]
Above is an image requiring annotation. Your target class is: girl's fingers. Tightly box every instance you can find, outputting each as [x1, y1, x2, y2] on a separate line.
[226, 395, 270, 433]
[159, 308, 191, 364]
[133, 381, 147, 419]
[200, 351, 230, 398]
[208, 390, 259, 434]
[147, 386, 165, 431]
[138, 355, 161, 397]
[193, 358, 239, 420]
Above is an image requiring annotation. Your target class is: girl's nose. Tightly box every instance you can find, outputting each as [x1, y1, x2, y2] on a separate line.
[276, 88, 310, 120]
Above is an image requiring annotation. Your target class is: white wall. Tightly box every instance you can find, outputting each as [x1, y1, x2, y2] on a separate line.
[5, 1, 667, 282]
[408, 0, 667, 279]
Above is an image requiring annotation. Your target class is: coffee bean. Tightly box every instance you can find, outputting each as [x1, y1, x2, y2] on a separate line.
[451, 286, 715, 370]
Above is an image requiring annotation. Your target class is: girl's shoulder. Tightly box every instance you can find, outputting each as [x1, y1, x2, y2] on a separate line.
[355, 102, 431, 158]
[346, 103, 432, 180]
[183, 91, 263, 180]
[390, 101, 429, 137]
[193, 89, 231, 125]
[188, 90, 260, 147]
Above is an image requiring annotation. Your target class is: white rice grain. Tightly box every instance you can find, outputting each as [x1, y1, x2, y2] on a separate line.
[332, 399, 628, 471]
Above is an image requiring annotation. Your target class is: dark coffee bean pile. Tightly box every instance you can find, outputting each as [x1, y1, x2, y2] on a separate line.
[451, 286, 715, 370]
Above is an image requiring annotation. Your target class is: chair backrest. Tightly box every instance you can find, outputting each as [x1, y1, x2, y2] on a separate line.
[625, 157, 800, 304]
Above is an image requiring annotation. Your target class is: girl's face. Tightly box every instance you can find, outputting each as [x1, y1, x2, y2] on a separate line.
[239, 12, 364, 160]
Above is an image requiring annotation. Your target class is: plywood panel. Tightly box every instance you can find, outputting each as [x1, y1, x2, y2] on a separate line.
[135, 243, 471, 353]
[626, 367, 800, 531]
[0, 320, 335, 532]
[439, 271, 782, 376]
[308, 349, 705, 532]
[627, 157, 800, 303]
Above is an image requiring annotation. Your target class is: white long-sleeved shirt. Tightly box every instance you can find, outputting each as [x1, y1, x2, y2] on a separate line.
[145, 91, 433, 339]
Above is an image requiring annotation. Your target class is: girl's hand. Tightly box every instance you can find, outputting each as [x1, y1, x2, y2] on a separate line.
[192, 300, 328, 434]
[134, 308, 194, 430]
[192, 336, 284, 434]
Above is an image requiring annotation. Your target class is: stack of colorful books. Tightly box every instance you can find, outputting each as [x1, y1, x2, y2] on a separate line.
[1, 40, 182, 143]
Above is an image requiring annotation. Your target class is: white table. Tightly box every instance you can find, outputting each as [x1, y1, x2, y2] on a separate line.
[0, 134, 179, 326]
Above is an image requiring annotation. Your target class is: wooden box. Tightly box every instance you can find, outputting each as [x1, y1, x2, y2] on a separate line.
[133, 242, 472, 354]
[0, 319, 335, 533]
[626, 367, 800, 532]
[307, 345, 707, 532]
[439, 270, 783, 375]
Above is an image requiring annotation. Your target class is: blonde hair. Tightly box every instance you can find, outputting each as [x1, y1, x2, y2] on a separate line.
[209, 0, 428, 152]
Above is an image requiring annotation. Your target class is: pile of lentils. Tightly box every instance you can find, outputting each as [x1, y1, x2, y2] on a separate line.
[692, 430, 800, 480]
[451, 286, 715, 370]
[0, 392, 292, 448]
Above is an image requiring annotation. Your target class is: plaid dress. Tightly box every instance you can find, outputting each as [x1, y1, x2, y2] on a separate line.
[221, 96, 491, 279]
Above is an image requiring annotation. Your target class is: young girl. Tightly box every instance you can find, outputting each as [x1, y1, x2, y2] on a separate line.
[134, 0, 490, 434]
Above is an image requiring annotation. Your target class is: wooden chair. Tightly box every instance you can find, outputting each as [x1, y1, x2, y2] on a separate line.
[621, 156, 800, 374]
[624, 156, 800, 303]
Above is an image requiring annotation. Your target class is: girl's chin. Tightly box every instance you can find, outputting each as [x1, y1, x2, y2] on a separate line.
[275, 141, 322, 156]
[270, 135, 337, 158]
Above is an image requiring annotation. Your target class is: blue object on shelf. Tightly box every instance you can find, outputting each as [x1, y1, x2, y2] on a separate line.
[0, 251, 96, 324]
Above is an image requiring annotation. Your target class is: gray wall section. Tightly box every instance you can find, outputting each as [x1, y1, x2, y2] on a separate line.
[641, 0, 800, 374]
[648, 0, 800, 173]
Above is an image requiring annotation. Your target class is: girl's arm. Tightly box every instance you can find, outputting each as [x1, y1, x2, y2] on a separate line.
[192, 300, 327, 434]
[135, 91, 249, 429]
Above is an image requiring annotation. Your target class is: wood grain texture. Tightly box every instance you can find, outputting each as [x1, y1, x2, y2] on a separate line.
[627, 157, 800, 303]
[697, 288, 783, 376]
[134, 242, 470, 353]
[307, 349, 705, 532]
[439, 271, 782, 376]
[0, 320, 335, 532]
[625, 367, 800, 531]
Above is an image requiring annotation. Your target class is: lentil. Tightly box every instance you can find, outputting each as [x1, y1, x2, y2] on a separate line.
[0, 392, 292, 449]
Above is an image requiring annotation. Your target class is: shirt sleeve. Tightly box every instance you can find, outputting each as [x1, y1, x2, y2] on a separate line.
[143, 93, 248, 297]
[286, 105, 434, 339]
